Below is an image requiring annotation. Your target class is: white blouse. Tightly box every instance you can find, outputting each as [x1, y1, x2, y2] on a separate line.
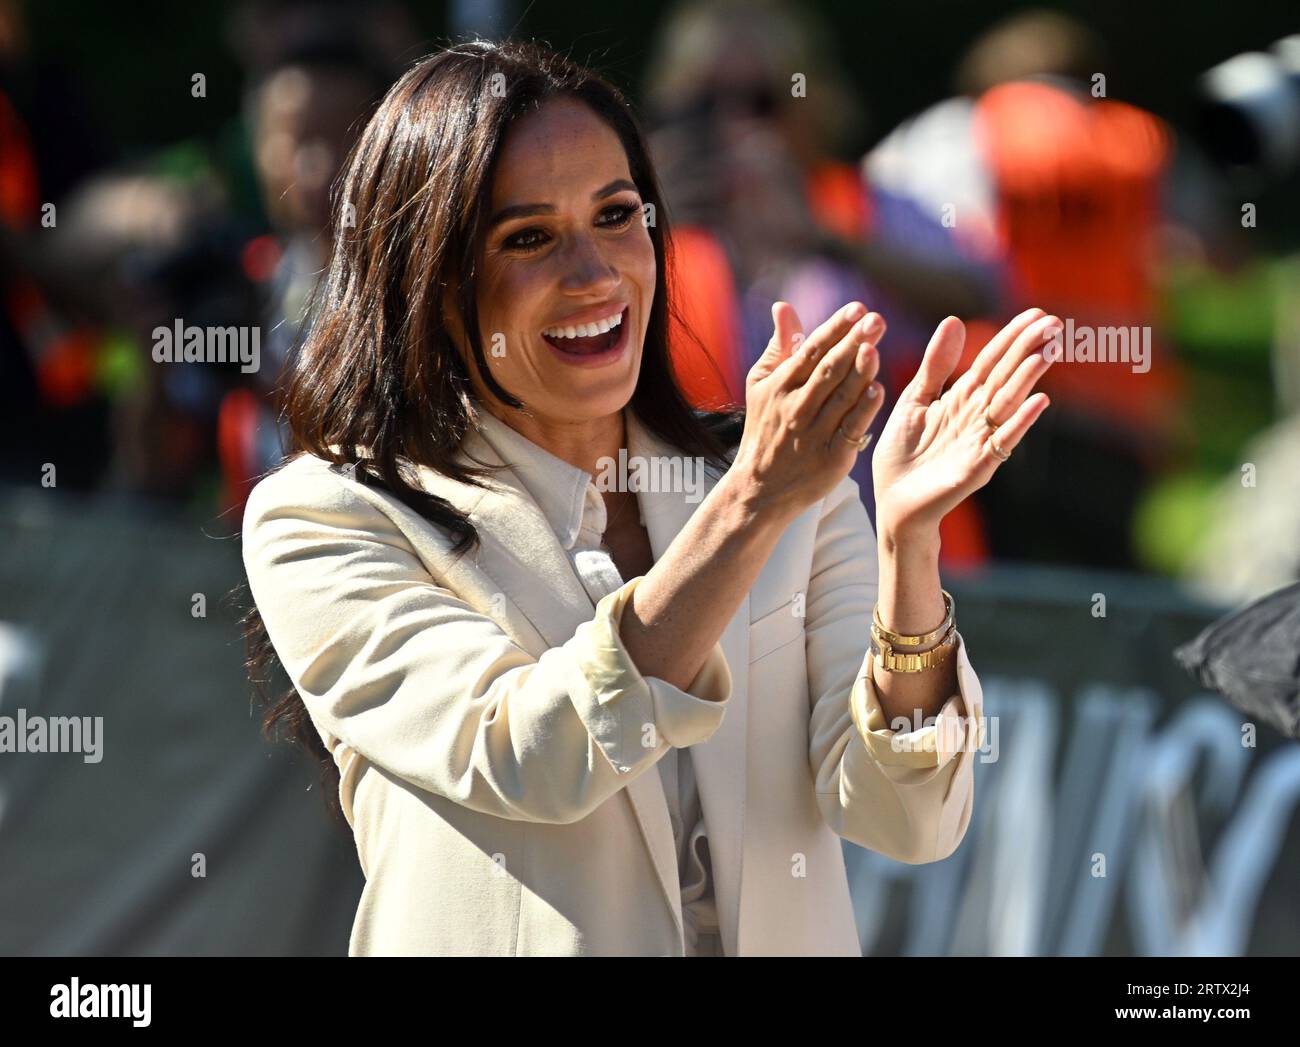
[473, 409, 723, 956]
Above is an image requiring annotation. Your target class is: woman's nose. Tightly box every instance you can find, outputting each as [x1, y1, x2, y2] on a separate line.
[558, 234, 619, 295]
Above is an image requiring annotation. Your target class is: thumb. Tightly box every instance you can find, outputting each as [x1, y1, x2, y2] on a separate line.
[903, 315, 965, 403]
[750, 301, 804, 386]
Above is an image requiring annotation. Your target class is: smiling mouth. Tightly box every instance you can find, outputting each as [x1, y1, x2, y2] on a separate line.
[541, 306, 627, 355]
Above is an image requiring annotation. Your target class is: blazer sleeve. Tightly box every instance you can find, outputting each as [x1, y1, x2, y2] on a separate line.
[805, 474, 986, 864]
[241, 462, 733, 825]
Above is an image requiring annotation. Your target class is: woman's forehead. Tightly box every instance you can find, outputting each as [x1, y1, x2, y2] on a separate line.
[491, 98, 631, 198]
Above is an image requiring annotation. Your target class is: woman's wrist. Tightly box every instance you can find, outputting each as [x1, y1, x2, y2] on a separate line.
[876, 515, 941, 568]
[874, 523, 946, 643]
[715, 466, 803, 536]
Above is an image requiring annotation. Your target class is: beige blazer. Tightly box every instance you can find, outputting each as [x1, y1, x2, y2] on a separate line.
[241, 408, 985, 956]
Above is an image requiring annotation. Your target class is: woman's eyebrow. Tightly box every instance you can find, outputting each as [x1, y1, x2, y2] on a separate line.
[487, 178, 639, 229]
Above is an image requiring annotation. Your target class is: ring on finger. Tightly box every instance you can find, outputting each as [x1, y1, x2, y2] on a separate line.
[983, 408, 1002, 430]
[835, 423, 873, 451]
[989, 436, 1011, 461]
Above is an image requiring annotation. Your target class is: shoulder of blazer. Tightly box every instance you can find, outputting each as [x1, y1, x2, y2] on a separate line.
[240, 450, 554, 646]
[241, 452, 492, 565]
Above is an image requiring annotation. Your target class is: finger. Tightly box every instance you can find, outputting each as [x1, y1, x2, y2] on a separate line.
[749, 301, 805, 387]
[815, 333, 881, 441]
[983, 313, 1060, 395]
[958, 306, 1045, 392]
[772, 300, 803, 359]
[777, 300, 874, 388]
[903, 316, 965, 403]
[793, 311, 881, 424]
[829, 366, 884, 451]
[982, 392, 1049, 471]
[984, 343, 1054, 428]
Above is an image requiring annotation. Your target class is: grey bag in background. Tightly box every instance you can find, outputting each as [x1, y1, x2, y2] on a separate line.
[1174, 581, 1300, 741]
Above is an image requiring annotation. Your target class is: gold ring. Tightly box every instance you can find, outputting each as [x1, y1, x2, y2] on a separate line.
[989, 437, 1011, 461]
[983, 408, 1002, 430]
[836, 423, 873, 451]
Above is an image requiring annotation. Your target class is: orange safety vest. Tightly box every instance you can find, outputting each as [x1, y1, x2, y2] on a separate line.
[972, 80, 1183, 440]
[664, 224, 745, 411]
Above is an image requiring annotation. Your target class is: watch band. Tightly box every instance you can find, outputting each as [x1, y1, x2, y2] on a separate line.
[869, 624, 959, 673]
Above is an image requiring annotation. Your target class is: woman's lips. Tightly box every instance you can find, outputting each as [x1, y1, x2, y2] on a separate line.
[541, 307, 629, 367]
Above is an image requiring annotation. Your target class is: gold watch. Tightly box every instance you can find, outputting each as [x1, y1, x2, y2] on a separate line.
[869, 624, 959, 672]
[869, 590, 959, 673]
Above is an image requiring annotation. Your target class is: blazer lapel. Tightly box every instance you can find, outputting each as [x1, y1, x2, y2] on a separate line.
[407, 414, 751, 957]
[627, 413, 751, 958]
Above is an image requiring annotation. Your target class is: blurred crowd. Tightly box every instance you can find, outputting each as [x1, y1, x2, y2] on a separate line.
[4, 0, 1299, 603]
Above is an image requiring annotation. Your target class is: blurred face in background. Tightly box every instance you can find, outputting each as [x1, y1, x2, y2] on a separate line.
[253, 63, 375, 236]
[459, 96, 656, 428]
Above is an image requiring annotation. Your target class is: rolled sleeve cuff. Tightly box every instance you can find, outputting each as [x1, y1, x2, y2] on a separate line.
[566, 574, 732, 775]
[848, 631, 985, 784]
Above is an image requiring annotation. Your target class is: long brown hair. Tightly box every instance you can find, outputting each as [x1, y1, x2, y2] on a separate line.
[239, 39, 744, 828]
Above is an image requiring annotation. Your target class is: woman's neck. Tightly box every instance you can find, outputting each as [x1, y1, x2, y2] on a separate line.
[482, 404, 627, 479]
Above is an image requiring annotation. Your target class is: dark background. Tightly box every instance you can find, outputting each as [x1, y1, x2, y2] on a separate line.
[28, 0, 1300, 243]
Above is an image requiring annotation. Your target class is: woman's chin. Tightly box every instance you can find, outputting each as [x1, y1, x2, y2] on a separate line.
[537, 367, 639, 421]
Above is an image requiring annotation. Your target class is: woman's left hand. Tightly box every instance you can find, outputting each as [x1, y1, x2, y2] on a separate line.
[871, 307, 1060, 543]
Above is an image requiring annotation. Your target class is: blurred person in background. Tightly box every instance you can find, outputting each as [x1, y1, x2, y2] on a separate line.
[225, 31, 392, 509]
[0, 0, 115, 490]
[641, 0, 998, 558]
[215, 1, 411, 514]
[1174, 36, 1300, 605]
[869, 9, 1186, 570]
[34, 166, 262, 504]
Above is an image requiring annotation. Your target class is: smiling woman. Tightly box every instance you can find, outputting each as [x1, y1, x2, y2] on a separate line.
[461, 97, 655, 416]
[239, 38, 1045, 956]
[239, 39, 746, 955]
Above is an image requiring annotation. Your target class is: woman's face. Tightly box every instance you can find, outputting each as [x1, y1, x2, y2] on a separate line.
[462, 96, 656, 425]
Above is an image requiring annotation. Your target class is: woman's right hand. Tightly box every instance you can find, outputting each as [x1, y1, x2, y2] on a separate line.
[617, 299, 882, 693]
[729, 300, 886, 521]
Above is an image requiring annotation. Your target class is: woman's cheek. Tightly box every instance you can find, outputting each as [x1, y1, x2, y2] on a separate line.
[622, 231, 657, 295]
[481, 267, 540, 346]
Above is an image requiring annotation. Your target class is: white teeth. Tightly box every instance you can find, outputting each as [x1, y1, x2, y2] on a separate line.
[543, 309, 624, 339]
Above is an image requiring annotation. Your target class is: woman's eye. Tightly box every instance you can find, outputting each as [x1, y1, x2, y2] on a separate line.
[501, 202, 639, 252]
[503, 227, 549, 251]
[598, 203, 639, 228]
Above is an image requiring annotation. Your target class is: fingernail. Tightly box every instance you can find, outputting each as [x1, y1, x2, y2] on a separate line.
[866, 383, 880, 398]
[860, 313, 884, 338]
[846, 302, 866, 321]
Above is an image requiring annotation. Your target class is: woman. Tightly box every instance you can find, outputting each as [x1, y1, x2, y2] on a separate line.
[241, 40, 1057, 956]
